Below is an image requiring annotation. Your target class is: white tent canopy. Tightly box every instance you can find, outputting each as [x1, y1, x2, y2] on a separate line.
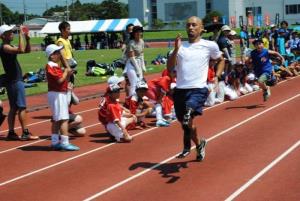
[40, 18, 142, 34]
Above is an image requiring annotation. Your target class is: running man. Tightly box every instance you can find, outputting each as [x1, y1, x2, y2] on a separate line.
[167, 16, 225, 161]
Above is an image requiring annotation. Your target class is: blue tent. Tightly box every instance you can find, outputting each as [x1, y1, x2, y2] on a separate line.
[41, 18, 142, 34]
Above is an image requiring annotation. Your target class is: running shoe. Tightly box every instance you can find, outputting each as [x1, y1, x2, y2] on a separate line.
[263, 86, 271, 102]
[196, 139, 207, 161]
[6, 131, 20, 141]
[60, 143, 80, 151]
[156, 120, 170, 127]
[20, 130, 40, 141]
[51, 143, 62, 151]
[177, 149, 190, 158]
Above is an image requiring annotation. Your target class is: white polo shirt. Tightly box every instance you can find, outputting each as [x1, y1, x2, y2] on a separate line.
[175, 39, 222, 89]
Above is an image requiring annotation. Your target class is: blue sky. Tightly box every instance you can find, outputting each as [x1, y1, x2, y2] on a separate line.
[1, 0, 128, 15]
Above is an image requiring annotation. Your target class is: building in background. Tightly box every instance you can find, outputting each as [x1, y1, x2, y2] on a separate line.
[128, 0, 300, 29]
[24, 18, 56, 37]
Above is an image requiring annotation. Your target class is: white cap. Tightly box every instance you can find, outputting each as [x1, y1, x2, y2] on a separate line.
[221, 25, 231, 32]
[270, 24, 276, 28]
[229, 30, 237, 35]
[0, 24, 16, 36]
[45, 44, 63, 58]
[247, 73, 256, 81]
[170, 83, 177, 90]
[108, 83, 122, 92]
[107, 76, 125, 85]
[136, 81, 148, 90]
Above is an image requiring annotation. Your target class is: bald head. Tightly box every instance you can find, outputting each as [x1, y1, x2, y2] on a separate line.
[186, 16, 204, 43]
[186, 16, 203, 25]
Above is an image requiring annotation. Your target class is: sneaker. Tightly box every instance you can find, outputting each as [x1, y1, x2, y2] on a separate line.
[60, 143, 80, 151]
[51, 143, 62, 151]
[20, 130, 40, 141]
[156, 120, 170, 127]
[6, 131, 20, 141]
[263, 87, 271, 102]
[196, 139, 207, 161]
[177, 149, 190, 158]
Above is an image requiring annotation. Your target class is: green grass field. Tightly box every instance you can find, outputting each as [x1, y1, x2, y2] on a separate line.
[0, 48, 169, 99]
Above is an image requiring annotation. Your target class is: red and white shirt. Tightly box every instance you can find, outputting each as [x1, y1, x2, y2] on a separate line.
[98, 95, 109, 125]
[45, 61, 68, 92]
[124, 94, 143, 114]
[147, 76, 172, 101]
[106, 99, 123, 123]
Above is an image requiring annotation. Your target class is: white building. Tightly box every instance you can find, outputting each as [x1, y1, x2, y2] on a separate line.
[128, 0, 300, 29]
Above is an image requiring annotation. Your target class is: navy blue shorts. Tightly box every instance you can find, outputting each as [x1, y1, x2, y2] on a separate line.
[6, 81, 27, 109]
[173, 88, 209, 122]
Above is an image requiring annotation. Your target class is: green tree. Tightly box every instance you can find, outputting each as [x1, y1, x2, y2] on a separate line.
[203, 10, 223, 25]
[99, 0, 128, 19]
[152, 19, 165, 30]
[169, 21, 178, 29]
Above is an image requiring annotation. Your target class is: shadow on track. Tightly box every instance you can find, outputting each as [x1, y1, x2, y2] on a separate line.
[129, 160, 196, 183]
[225, 104, 265, 110]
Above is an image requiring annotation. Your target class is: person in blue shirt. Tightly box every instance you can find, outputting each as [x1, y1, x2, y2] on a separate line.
[247, 39, 285, 101]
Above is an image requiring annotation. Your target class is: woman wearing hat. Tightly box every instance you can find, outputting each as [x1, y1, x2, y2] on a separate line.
[124, 25, 146, 97]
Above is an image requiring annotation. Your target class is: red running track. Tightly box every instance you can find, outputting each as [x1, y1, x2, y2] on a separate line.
[1, 76, 300, 201]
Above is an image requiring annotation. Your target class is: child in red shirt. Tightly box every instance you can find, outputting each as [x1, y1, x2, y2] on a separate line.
[46, 44, 79, 151]
[124, 81, 152, 129]
[105, 84, 136, 142]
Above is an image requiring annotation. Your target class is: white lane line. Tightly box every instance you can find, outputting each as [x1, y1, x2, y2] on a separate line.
[0, 88, 241, 154]
[1, 74, 297, 135]
[0, 107, 99, 134]
[82, 93, 300, 201]
[0, 125, 158, 187]
[0, 122, 102, 155]
[0, 76, 296, 153]
[1, 86, 299, 187]
[0, 84, 260, 155]
[225, 140, 300, 201]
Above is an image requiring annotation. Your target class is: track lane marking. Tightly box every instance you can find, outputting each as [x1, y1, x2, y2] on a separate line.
[225, 140, 300, 201]
[82, 93, 300, 200]
[0, 76, 296, 153]
[0, 122, 102, 154]
[1, 84, 299, 189]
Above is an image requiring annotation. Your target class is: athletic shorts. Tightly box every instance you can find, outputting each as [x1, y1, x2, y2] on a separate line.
[6, 80, 26, 109]
[173, 88, 209, 122]
[48, 91, 69, 121]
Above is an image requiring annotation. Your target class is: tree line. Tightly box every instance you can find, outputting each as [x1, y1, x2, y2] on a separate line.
[1, 0, 128, 25]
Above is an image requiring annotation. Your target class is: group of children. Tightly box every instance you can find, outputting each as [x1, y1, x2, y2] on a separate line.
[97, 68, 177, 142]
[205, 36, 299, 107]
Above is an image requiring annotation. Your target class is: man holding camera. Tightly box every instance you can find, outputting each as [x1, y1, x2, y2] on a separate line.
[0, 25, 39, 140]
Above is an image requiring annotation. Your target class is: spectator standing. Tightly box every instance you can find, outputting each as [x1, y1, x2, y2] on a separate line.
[167, 16, 225, 161]
[56, 21, 77, 108]
[269, 24, 278, 51]
[124, 26, 146, 96]
[217, 25, 232, 72]
[45, 44, 79, 151]
[0, 25, 39, 140]
[240, 25, 250, 62]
